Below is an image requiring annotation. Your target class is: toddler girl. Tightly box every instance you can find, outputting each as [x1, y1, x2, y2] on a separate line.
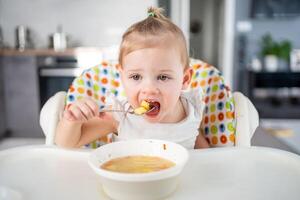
[55, 7, 209, 149]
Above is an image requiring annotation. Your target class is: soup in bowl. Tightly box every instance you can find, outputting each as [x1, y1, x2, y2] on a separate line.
[88, 139, 189, 200]
[101, 155, 176, 173]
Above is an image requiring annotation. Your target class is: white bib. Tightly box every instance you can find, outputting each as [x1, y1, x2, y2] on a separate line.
[112, 90, 204, 149]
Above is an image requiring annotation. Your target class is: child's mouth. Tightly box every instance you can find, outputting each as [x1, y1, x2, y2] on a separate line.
[146, 101, 160, 117]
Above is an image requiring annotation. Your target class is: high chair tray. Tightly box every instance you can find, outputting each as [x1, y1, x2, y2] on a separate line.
[0, 145, 300, 200]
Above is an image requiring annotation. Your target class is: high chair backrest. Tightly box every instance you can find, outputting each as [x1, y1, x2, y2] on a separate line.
[189, 59, 236, 146]
[62, 59, 238, 148]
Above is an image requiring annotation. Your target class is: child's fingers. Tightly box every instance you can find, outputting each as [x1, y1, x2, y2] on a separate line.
[84, 99, 99, 116]
[70, 106, 88, 121]
[99, 112, 105, 118]
[63, 110, 76, 121]
[76, 101, 95, 119]
[66, 98, 98, 122]
[98, 112, 114, 121]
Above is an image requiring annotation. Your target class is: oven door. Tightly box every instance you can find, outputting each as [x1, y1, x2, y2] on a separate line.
[38, 67, 83, 107]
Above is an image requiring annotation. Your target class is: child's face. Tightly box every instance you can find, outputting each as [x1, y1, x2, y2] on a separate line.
[120, 47, 191, 123]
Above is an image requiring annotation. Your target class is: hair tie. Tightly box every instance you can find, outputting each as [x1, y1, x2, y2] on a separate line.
[148, 12, 155, 17]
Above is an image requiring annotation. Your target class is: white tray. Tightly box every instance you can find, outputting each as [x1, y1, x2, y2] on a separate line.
[0, 146, 300, 200]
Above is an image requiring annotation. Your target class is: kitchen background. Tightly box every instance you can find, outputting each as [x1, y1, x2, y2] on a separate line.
[0, 0, 154, 48]
[0, 0, 300, 153]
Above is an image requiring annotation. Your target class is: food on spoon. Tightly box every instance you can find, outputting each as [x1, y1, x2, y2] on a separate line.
[134, 107, 148, 115]
[140, 100, 150, 110]
[134, 100, 150, 115]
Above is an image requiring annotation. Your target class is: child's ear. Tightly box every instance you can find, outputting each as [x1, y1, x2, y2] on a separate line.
[116, 64, 123, 71]
[182, 67, 193, 90]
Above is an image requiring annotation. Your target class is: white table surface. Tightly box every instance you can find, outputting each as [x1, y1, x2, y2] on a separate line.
[0, 145, 300, 200]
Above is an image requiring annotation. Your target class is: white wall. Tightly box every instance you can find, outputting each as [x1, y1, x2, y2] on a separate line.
[170, 0, 190, 49]
[0, 0, 157, 48]
[220, 0, 236, 88]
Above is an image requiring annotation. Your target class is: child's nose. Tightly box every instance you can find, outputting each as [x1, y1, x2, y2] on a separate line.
[141, 80, 159, 95]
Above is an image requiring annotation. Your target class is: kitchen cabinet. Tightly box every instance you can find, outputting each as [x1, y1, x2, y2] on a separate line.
[246, 70, 300, 119]
[0, 48, 104, 138]
[0, 58, 6, 138]
[0, 55, 42, 137]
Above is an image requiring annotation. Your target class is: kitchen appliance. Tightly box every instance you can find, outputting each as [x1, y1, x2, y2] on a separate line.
[37, 51, 103, 108]
[49, 33, 67, 51]
[15, 25, 27, 51]
[15, 25, 34, 51]
[38, 55, 81, 107]
[49, 25, 68, 51]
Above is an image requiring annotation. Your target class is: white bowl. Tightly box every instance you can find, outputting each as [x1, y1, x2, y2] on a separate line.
[88, 139, 189, 200]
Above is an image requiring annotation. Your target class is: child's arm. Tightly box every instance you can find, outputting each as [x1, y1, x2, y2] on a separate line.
[55, 98, 118, 148]
[194, 132, 210, 149]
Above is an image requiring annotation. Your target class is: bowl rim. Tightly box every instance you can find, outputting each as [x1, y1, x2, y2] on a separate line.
[88, 139, 189, 182]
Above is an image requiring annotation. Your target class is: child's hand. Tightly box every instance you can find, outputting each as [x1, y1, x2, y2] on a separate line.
[63, 98, 99, 123]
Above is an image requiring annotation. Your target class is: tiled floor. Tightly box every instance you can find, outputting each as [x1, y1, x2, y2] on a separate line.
[0, 137, 45, 150]
[258, 119, 300, 155]
[252, 126, 298, 154]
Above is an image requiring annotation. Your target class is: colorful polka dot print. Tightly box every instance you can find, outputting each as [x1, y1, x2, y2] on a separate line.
[65, 59, 235, 148]
[65, 61, 125, 148]
[190, 58, 235, 147]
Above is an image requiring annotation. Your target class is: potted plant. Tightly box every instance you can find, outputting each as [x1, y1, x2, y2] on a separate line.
[261, 34, 279, 72]
[260, 33, 292, 72]
[278, 40, 292, 69]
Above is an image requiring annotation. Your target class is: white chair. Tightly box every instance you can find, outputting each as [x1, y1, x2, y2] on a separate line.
[233, 92, 259, 146]
[40, 91, 66, 145]
[39, 91, 259, 147]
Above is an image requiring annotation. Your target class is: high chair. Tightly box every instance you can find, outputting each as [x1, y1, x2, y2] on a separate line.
[40, 58, 259, 148]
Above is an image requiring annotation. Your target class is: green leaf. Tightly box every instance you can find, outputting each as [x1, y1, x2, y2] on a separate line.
[260, 33, 292, 61]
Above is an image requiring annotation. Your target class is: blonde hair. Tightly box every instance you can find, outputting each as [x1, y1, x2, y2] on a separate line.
[118, 7, 189, 68]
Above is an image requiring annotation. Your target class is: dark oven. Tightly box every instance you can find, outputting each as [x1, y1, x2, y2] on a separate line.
[37, 56, 82, 108]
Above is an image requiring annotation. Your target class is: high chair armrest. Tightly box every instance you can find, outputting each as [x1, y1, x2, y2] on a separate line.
[39, 91, 66, 145]
[233, 92, 259, 147]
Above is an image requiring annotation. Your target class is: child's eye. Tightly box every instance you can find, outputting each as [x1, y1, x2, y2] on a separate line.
[157, 74, 170, 81]
[129, 74, 142, 81]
